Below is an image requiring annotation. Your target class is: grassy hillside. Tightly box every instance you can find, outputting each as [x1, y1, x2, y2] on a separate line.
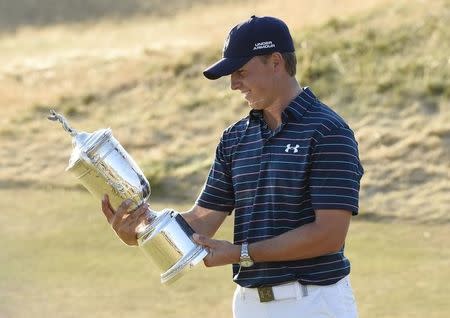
[0, 0, 229, 31]
[0, 1, 449, 318]
[1, 0, 448, 222]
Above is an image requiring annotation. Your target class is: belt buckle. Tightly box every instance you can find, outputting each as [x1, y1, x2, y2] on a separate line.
[257, 286, 275, 302]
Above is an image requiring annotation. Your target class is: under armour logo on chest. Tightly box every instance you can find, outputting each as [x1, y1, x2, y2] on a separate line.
[285, 144, 300, 153]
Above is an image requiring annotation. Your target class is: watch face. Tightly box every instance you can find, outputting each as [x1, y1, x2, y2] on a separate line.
[240, 259, 254, 267]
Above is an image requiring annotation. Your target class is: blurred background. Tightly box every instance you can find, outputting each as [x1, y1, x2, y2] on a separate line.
[0, 0, 449, 317]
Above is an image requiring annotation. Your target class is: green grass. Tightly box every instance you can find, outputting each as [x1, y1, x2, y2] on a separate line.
[1, 188, 449, 317]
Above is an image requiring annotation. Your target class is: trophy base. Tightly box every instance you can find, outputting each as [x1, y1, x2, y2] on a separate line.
[161, 244, 208, 284]
[137, 209, 208, 284]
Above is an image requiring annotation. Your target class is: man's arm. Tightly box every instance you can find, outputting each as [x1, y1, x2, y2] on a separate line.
[101, 195, 227, 246]
[181, 205, 228, 238]
[248, 209, 351, 262]
[193, 209, 351, 266]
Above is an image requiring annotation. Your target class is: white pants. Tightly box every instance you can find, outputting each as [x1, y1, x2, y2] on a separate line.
[232, 276, 358, 318]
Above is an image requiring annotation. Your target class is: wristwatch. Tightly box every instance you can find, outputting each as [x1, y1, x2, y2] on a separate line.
[239, 242, 254, 267]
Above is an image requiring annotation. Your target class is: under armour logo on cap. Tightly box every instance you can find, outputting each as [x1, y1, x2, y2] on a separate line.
[253, 41, 276, 51]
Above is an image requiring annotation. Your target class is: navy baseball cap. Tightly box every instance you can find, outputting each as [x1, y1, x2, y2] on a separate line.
[203, 15, 295, 80]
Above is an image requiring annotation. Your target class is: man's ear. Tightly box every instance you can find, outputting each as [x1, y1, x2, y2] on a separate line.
[270, 52, 284, 73]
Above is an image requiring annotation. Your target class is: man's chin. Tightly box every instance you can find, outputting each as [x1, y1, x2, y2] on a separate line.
[247, 99, 265, 110]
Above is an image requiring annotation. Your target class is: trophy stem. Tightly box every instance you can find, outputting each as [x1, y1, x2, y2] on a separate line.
[136, 208, 158, 236]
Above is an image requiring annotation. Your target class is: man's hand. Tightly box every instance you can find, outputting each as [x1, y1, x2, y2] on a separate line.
[101, 194, 150, 246]
[192, 233, 240, 267]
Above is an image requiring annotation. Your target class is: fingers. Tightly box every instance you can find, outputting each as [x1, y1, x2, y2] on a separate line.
[192, 233, 215, 248]
[193, 234, 213, 266]
[125, 204, 149, 228]
[111, 199, 133, 230]
[101, 194, 115, 224]
[133, 203, 149, 218]
[192, 234, 238, 267]
[101, 195, 152, 246]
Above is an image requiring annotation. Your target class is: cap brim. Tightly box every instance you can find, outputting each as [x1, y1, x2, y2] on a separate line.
[203, 56, 252, 80]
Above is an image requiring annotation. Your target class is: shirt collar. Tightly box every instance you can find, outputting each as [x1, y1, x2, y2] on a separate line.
[282, 87, 317, 123]
[248, 87, 317, 123]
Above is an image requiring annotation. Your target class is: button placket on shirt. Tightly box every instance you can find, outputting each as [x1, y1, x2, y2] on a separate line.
[260, 120, 272, 161]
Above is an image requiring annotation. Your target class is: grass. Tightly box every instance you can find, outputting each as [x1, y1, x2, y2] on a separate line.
[1, 188, 449, 318]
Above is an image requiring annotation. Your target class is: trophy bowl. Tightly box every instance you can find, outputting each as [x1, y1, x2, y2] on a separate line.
[48, 110, 207, 284]
[67, 127, 151, 211]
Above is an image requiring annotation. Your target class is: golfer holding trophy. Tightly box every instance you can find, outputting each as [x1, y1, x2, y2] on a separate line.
[51, 15, 363, 318]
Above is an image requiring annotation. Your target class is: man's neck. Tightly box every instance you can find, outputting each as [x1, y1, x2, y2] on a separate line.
[263, 80, 302, 130]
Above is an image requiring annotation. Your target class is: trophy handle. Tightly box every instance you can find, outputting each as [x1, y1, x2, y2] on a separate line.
[48, 109, 78, 137]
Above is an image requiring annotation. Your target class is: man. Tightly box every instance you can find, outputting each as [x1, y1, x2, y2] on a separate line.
[101, 15, 364, 318]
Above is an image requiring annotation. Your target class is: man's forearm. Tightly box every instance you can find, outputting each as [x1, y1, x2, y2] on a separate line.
[181, 209, 214, 237]
[249, 223, 338, 262]
[181, 205, 228, 238]
[249, 210, 351, 262]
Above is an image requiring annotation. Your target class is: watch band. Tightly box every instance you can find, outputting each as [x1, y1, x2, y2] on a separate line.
[240, 242, 254, 267]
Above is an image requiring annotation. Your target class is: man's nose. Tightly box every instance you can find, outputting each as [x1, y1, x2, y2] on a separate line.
[230, 73, 240, 90]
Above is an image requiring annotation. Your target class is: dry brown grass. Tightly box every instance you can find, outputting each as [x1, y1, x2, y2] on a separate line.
[0, 0, 448, 222]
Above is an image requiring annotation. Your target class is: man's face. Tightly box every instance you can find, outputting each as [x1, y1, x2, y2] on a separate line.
[230, 56, 276, 110]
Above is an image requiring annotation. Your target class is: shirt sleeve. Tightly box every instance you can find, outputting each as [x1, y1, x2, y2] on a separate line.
[196, 135, 235, 213]
[309, 127, 364, 214]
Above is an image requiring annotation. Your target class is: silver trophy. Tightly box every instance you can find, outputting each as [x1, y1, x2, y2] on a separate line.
[48, 110, 207, 284]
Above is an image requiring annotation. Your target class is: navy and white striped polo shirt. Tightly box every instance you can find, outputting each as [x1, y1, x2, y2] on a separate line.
[197, 87, 364, 287]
